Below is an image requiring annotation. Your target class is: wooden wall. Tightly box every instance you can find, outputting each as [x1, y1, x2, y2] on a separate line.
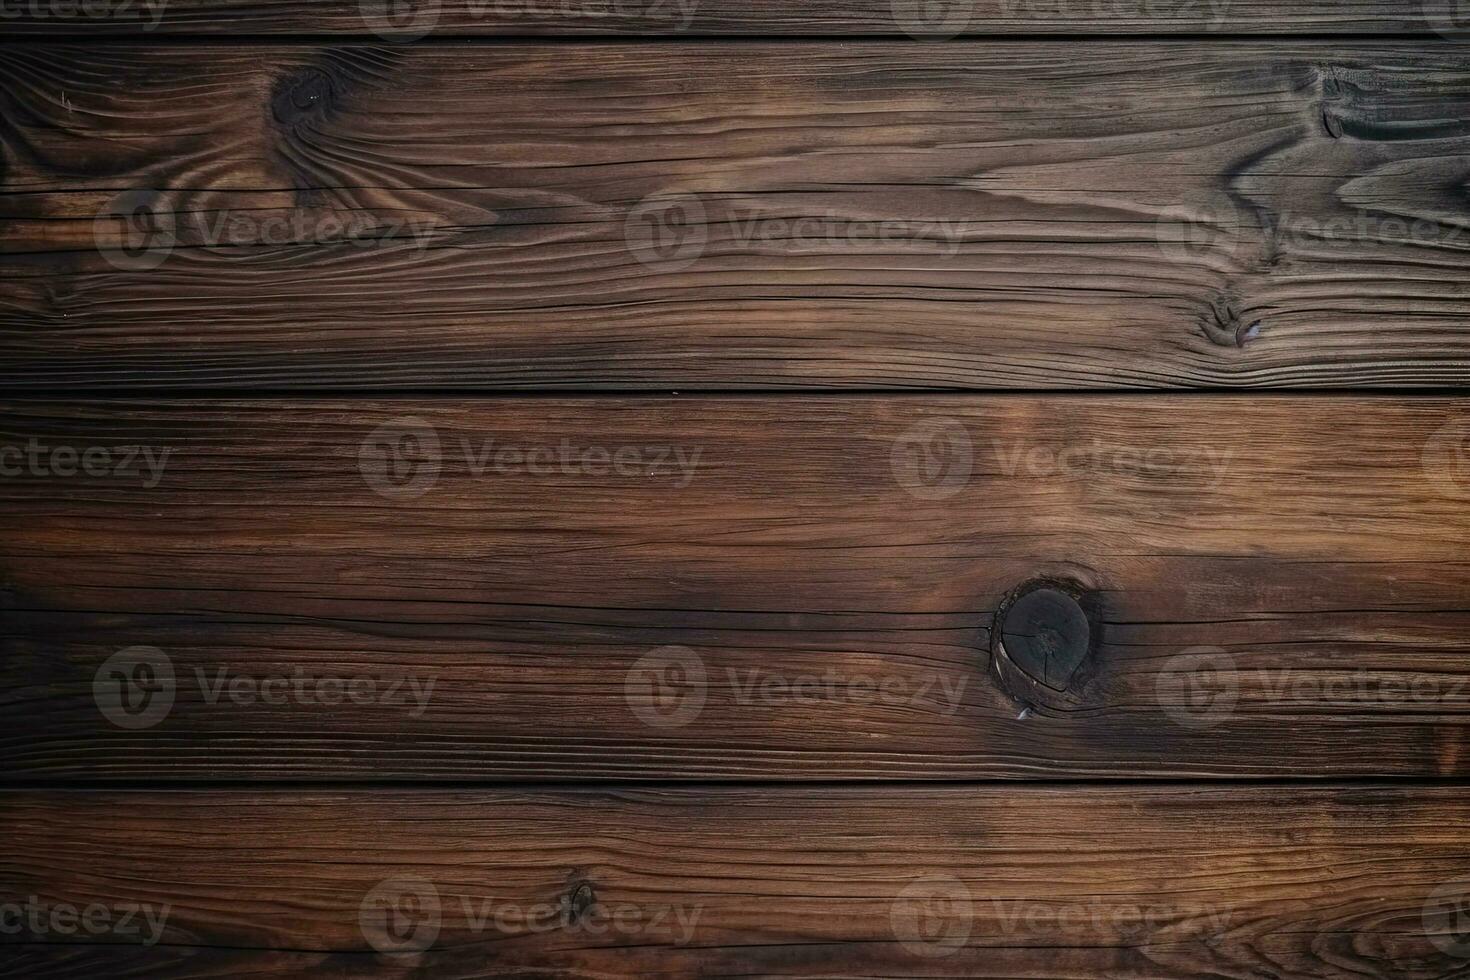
[2, 1, 1469, 977]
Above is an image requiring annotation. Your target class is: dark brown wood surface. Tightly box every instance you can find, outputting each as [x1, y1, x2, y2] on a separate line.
[4, 785, 1470, 977]
[4, 396, 1468, 781]
[5, 43, 1470, 389]
[3, 0, 1468, 35]
[5, 2, 1469, 976]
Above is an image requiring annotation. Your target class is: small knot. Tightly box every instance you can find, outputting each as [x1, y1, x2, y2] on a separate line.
[998, 586, 1092, 692]
[1316, 67, 1348, 139]
[270, 67, 336, 127]
[1319, 65, 1343, 101]
[1202, 294, 1262, 348]
[567, 883, 595, 924]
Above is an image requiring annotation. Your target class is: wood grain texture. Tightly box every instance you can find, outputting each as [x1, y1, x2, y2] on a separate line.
[4, 43, 1470, 389]
[3, 785, 1470, 977]
[1, 0, 1467, 35]
[3, 396, 1469, 780]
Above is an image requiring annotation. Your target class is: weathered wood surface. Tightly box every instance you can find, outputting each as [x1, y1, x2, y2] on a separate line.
[5, 43, 1470, 389]
[3, 396, 1468, 780]
[2, 0, 1467, 36]
[3, 786, 1470, 977]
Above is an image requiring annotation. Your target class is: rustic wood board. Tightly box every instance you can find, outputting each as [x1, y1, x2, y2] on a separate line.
[3, 785, 1470, 977]
[3, 0, 1467, 36]
[4, 396, 1468, 780]
[5, 43, 1470, 389]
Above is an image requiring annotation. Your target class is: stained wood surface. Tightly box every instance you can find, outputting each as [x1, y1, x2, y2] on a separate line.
[3, 396, 1468, 781]
[5, 43, 1470, 389]
[3, 0, 1468, 35]
[4, 785, 1470, 977]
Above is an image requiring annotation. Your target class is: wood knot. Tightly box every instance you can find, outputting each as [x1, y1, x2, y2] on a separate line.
[270, 67, 337, 127]
[998, 586, 1091, 691]
[1202, 294, 1262, 348]
[1318, 65, 1344, 101]
[1316, 67, 1347, 139]
[990, 579, 1102, 713]
[567, 882, 596, 924]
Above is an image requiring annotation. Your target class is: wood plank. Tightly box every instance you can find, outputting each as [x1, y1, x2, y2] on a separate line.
[1, 0, 1466, 36]
[3, 785, 1470, 977]
[3, 396, 1469, 780]
[4, 43, 1470, 389]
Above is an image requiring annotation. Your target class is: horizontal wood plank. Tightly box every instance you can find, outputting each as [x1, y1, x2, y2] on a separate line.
[3, 785, 1470, 977]
[4, 43, 1470, 388]
[3, 396, 1469, 780]
[2, 0, 1467, 35]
